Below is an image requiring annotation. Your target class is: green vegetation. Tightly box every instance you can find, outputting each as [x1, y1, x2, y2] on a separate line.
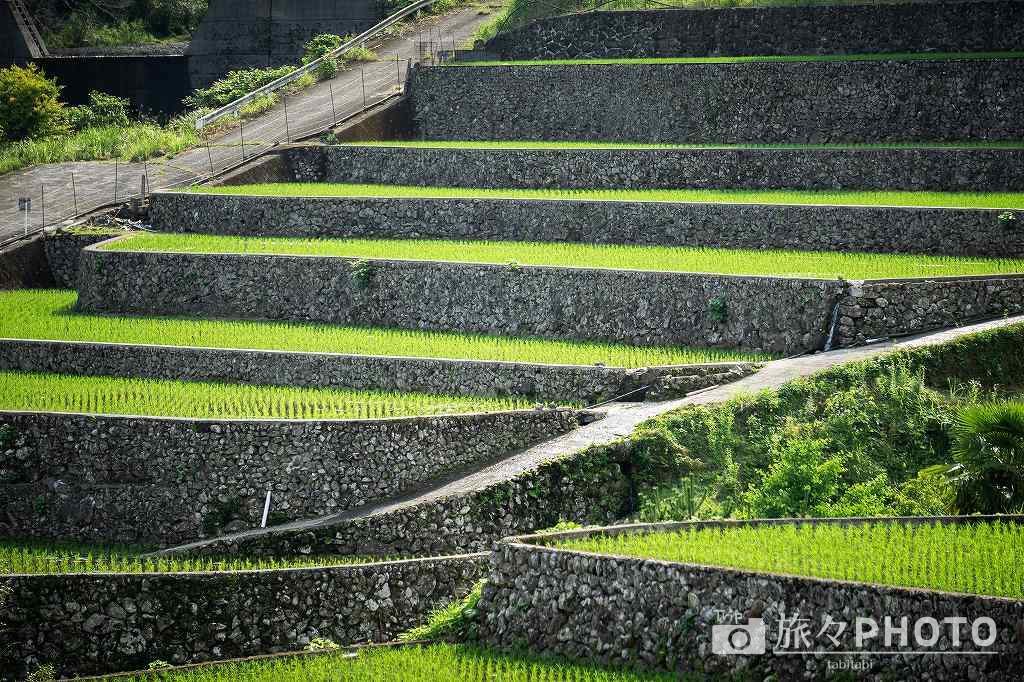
[101, 644, 684, 682]
[630, 322, 1024, 522]
[339, 140, 1024, 151]
[187, 182, 1024, 209]
[400, 581, 485, 642]
[0, 370, 548, 419]
[104, 233, 1024, 280]
[0, 290, 765, 366]
[449, 51, 1024, 67]
[0, 538, 394, 575]
[552, 521, 1024, 598]
[38, 0, 207, 48]
[0, 64, 65, 142]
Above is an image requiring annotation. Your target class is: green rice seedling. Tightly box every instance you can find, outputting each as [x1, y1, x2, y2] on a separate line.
[0, 370, 554, 419]
[0, 538, 399, 575]
[184, 182, 1024, 209]
[446, 51, 1024, 67]
[99, 643, 684, 681]
[104, 233, 1024, 280]
[0, 291, 766, 367]
[552, 520, 1024, 598]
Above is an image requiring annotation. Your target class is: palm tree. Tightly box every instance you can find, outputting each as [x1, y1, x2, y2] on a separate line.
[931, 402, 1024, 515]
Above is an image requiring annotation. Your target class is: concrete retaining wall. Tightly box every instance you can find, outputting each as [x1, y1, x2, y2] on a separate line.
[485, 2, 1024, 60]
[475, 519, 1024, 680]
[149, 189, 1024, 258]
[409, 58, 1024, 143]
[0, 339, 754, 404]
[1, 555, 486, 678]
[76, 243, 842, 354]
[0, 408, 580, 545]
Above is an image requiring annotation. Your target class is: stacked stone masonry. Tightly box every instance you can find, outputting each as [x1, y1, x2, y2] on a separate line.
[76, 243, 841, 354]
[476, 519, 1024, 681]
[409, 59, 1024, 143]
[484, 2, 1024, 60]
[0, 339, 755, 404]
[0, 408, 581, 545]
[43, 231, 121, 288]
[1, 555, 486, 678]
[151, 189, 1024, 258]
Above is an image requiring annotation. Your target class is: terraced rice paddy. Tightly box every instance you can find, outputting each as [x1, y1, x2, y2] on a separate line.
[104, 234, 1024, 280]
[0, 290, 768, 366]
[185, 183, 1024, 208]
[0, 539, 394, 575]
[101, 644, 686, 681]
[0, 371, 550, 419]
[552, 521, 1024, 598]
[447, 51, 1024, 66]
[338, 140, 1024, 150]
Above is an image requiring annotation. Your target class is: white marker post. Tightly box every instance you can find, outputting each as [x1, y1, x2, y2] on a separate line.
[17, 197, 31, 236]
[260, 489, 272, 528]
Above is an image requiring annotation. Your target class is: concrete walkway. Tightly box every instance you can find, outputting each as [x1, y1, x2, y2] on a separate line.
[0, 3, 503, 241]
[157, 315, 1024, 557]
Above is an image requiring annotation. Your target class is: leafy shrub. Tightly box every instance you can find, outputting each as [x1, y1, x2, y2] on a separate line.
[999, 211, 1018, 229]
[304, 637, 340, 652]
[0, 64, 67, 141]
[303, 33, 344, 79]
[184, 66, 297, 109]
[147, 660, 172, 670]
[707, 296, 728, 323]
[937, 401, 1024, 514]
[87, 19, 160, 47]
[630, 422, 705, 487]
[66, 91, 132, 131]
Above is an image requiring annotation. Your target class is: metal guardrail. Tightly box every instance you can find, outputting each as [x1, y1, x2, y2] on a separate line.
[195, 0, 439, 130]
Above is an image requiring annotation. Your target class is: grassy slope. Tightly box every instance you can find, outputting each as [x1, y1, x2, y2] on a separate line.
[103, 234, 1024, 280]
[101, 644, 683, 682]
[0, 290, 766, 366]
[449, 51, 1024, 66]
[0, 370, 547, 419]
[337, 140, 1024, 150]
[0, 538, 394, 575]
[552, 521, 1024, 598]
[186, 183, 1024, 208]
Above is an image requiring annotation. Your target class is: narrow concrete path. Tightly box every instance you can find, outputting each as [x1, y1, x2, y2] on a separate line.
[157, 315, 1024, 557]
[0, 2, 504, 241]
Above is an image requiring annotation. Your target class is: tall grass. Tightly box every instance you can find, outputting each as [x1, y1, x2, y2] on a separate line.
[0, 290, 768, 366]
[0, 123, 199, 175]
[449, 51, 1024, 67]
[0, 371, 548, 419]
[105, 233, 1024, 280]
[101, 644, 682, 682]
[0, 539, 393, 576]
[553, 521, 1024, 598]
[187, 182, 1024, 209]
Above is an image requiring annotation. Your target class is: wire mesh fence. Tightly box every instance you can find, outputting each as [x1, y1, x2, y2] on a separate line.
[1, 15, 471, 250]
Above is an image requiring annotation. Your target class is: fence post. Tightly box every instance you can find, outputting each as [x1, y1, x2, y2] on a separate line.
[396, 53, 401, 89]
[40, 184, 45, 230]
[283, 92, 291, 142]
[329, 81, 337, 124]
[71, 172, 78, 216]
[239, 121, 246, 161]
[206, 136, 215, 175]
[361, 67, 367, 108]
[114, 157, 119, 203]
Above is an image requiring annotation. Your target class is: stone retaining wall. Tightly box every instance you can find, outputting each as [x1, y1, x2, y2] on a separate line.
[0, 408, 580, 546]
[0, 339, 753, 404]
[834, 275, 1024, 346]
[409, 58, 1024, 143]
[1, 555, 486, 678]
[76, 243, 841, 354]
[43, 231, 118, 288]
[317, 144, 1024, 193]
[475, 519, 1024, 680]
[149, 190, 1023, 258]
[484, 2, 1024, 60]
